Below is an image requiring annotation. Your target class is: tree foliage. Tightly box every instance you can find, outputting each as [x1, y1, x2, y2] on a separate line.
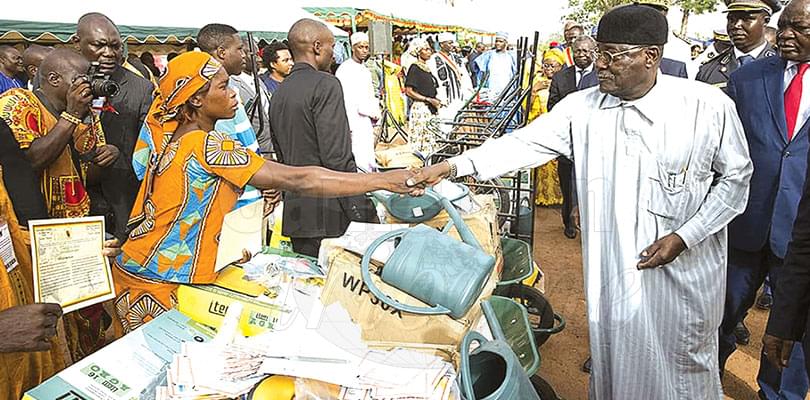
[566, 0, 719, 29]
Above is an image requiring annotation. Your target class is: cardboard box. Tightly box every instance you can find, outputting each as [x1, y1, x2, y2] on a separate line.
[24, 310, 213, 400]
[319, 248, 500, 347]
[175, 283, 286, 337]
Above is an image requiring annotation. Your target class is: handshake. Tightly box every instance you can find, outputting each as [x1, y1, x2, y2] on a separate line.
[375, 161, 454, 195]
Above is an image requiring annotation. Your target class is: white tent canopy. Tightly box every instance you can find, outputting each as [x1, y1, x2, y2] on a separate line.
[305, 0, 494, 34]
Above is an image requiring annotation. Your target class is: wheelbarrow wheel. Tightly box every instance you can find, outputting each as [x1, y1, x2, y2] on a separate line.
[496, 284, 565, 347]
[461, 177, 511, 228]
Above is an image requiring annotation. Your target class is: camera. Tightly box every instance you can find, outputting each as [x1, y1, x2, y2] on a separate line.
[87, 62, 120, 98]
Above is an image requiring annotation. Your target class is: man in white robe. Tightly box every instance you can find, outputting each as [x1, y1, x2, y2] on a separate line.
[474, 32, 517, 101]
[336, 32, 380, 172]
[428, 32, 473, 120]
[409, 5, 752, 398]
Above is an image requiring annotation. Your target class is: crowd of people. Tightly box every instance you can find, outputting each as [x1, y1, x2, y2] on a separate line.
[3, 0, 810, 398]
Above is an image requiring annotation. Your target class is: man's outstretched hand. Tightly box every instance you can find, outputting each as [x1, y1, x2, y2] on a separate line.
[378, 169, 425, 196]
[406, 161, 453, 191]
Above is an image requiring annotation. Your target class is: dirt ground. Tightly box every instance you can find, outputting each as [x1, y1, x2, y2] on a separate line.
[531, 206, 792, 400]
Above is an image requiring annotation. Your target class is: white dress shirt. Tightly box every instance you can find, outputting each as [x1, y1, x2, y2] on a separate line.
[784, 60, 810, 139]
[733, 40, 769, 61]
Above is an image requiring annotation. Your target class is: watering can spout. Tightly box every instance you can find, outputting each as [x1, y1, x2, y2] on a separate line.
[438, 195, 483, 251]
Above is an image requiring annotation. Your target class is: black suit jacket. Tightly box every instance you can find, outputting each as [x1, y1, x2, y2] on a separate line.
[269, 63, 375, 239]
[659, 58, 688, 78]
[92, 66, 153, 240]
[547, 65, 598, 111]
[767, 151, 810, 341]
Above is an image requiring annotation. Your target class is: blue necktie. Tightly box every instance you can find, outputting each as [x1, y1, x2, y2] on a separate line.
[577, 70, 586, 89]
[738, 55, 755, 67]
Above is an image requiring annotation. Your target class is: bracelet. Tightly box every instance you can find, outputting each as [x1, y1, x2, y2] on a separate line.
[60, 112, 82, 126]
[446, 160, 458, 179]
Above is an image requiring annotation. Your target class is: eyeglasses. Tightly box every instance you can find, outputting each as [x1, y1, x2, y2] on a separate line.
[596, 46, 646, 65]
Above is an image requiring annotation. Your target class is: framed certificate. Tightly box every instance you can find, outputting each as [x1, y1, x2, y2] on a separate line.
[29, 216, 115, 313]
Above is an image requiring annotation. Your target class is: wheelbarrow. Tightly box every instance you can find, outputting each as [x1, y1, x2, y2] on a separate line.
[494, 237, 565, 347]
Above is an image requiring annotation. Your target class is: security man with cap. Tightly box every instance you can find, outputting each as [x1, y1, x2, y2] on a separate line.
[696, 0, 779, 92]
[694, 29, 734, 66]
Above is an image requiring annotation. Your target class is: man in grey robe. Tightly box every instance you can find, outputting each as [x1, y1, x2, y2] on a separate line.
[409, 5, 753, 398]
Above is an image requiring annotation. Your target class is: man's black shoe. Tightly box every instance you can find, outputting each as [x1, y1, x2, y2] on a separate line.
[734, 321, 750, 345]
[756, 293, 773, 310]
[564, 226, 577, 239]
[582, 356, 592, 373]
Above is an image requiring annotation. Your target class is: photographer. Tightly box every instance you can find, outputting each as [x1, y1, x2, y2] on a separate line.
[0, 47, 123, 370]
[73, 13, 153, 242]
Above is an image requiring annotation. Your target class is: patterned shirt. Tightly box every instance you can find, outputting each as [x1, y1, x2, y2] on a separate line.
[120, 130, 264, 284]
[133, 102, 262, 209]
[0, 89, 100, 218]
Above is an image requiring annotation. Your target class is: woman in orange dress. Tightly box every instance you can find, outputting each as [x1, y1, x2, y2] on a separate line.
[112, 52, 415, 333]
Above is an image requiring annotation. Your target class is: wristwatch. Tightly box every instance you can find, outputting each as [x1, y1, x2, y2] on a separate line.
[446, 160, 458, 179]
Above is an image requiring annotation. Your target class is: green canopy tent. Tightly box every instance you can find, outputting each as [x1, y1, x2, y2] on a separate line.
[0, 1, 348, 47]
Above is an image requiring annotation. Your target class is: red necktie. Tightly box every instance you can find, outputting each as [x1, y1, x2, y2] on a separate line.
[785, 63, 810, 141]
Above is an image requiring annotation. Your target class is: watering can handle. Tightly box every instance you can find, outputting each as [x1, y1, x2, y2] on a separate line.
[360, 229, 453, 316]
[424, 188, 483, 250]
[460, 330, 490, 400]
[445, 182, 471, 203]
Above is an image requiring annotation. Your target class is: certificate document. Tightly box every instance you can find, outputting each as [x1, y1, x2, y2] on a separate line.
[29, 216, 115, 313]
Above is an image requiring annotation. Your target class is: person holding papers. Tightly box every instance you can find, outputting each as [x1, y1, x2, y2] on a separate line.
[113, 52, 416, 334]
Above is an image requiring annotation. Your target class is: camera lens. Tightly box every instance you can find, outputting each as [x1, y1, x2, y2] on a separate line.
[91, 78, 120, 98]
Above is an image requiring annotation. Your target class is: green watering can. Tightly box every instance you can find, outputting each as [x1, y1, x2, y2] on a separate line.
[371, 181, 469, 223]
[360, 188, 495, 319]
[458, 331, 540, 400]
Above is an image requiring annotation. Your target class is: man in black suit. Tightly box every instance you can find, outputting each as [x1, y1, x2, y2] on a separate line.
[763, 0, 810, 381]
[269, 19, 377, 257]
[74, 13, 153, 241]
[766, 154, 810, 379]
[659, 58, 689, 77]
[547, 35, 597, 239]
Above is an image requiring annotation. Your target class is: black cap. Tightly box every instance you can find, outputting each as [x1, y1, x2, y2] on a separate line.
[596, 4, 669, 46]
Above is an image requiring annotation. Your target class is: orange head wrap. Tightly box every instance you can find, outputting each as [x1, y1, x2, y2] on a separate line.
[144, 51, 223, 141]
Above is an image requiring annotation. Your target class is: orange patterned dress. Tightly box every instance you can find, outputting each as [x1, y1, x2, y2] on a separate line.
[113, 129, 264, 334]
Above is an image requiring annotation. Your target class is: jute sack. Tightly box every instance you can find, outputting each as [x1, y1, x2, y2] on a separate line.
[320, 248, 501, 346]
[385, 194, 501, 259]
[374, 144, 424, 170]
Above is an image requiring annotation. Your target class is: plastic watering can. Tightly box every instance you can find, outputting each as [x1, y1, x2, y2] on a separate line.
[371, 180, 470, 223]
[458, 331, 540, 400]
[360, 188, 496, 319]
